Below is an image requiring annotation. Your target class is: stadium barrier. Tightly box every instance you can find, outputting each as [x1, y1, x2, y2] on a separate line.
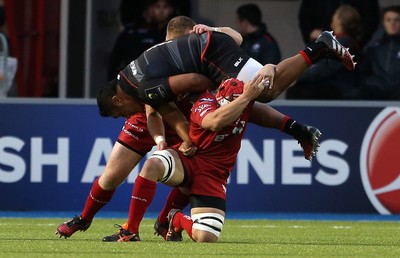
[1, 98, 399, 215]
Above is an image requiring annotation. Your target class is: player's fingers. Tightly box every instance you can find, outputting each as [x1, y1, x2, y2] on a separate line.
[191, 25, 202, 34]
[183, 145, 196, 156]
[252, 75, 265, 91]
[186, 147, 197, 157]
[261, 78, 271, 90]
[268, 76, 274, 89]
[158, 142, 167, 150]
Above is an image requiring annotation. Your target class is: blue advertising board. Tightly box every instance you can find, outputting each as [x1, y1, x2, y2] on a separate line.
[1, 99, 399, 215]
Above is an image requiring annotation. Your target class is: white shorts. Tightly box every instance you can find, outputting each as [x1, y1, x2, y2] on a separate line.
[236, 58, 263, 83]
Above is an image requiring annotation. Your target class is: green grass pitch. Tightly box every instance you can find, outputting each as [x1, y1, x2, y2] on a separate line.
[0, 217, 399, 257]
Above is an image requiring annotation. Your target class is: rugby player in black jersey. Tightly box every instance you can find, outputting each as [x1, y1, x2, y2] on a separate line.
[97, 16, 354, 152]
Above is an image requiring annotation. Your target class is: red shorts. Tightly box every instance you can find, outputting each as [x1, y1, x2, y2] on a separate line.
[178, 151, 230, 200]
[118, 113, 181, 156]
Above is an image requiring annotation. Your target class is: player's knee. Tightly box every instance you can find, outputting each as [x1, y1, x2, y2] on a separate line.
[139, 157, 165, 181]
[191, 213, 225, 243]
[192, 229, 219, 243]
[98, 174, 121, 190]
[147, 150, 176, 183]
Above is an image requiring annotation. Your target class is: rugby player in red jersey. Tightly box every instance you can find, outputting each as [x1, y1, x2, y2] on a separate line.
[101, 69, 321, 242]
[54, 17, 249, 239]
[55, 98, 195, 239]
[56, 16, 321, 240]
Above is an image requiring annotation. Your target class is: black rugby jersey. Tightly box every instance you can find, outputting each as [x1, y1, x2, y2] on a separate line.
[118, 32, 250, 107]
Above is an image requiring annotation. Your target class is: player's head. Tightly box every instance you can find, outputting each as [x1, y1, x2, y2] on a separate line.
[166, 15, 196, 40]
[97, 78, 144, 118]
[215, 78, 244, 107]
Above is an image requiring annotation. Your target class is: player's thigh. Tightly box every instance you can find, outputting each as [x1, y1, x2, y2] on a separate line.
[99, 142, 143, 190]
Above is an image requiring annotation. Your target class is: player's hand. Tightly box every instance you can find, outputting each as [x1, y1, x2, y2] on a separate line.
[243, 74, 265, 100]
[154, 135, 168, 150]
[255, 64, 276, 90]
[190, 24, 217, 34]
[157, 141, 168, 150]
[179, 141, 197, 157]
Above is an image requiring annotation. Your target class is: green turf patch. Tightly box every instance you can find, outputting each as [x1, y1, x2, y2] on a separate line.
[0, 218, 399, 257]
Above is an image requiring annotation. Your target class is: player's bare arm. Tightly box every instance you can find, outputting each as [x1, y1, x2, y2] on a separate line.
[201, 75, 264, 131]
[168, 73, 215, 96]
[190, 24, 243, 45]
[156, 101, 196, 156]
[145, 105, 167, 150]
[155, 73, 215, 156]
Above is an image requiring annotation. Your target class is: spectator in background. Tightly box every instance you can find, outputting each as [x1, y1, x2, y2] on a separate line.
[108, 0, 157, 80]
[150, 0, 176, 39]
[356, 5, 400, 100]
[236, 3, 281, 65]
[298, 0, 379, 48]
[170, 0, 191, 17]
[287, 4, 362, 100]
[107, 0, 177, 80]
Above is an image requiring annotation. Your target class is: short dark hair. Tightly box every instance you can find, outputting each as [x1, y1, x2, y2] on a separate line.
[236, 3, 262, 26]
[382, 5, 400, 18]
[96, 79, 118, 117]
[167, 15, 196, 36]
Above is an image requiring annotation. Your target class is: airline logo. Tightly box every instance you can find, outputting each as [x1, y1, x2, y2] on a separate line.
[360, 107, 400, 214]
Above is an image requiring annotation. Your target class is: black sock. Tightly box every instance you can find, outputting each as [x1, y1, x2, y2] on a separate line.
[283, 118, 304, 137]
[301, 42, 327, 64]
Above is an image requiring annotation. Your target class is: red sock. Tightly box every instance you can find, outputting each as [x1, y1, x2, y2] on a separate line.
[127, 176, 156, 233]
[81, 177, 115, 222]
[172, 212, 193, 240]
[299, 50, 312, 66]
[157, 188, 190, 224]
[280, 115, 290, 132]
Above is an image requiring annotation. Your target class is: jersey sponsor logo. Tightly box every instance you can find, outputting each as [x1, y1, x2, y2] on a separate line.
[129, 61, 137, 75]
[199, 97, 214, 103]
[234, 57, 244, 67]
[122, 126, 139, 140]
[360, 107, 400, 214]
[148, 93, 157, 100]
[214, 134, 229, 142]
[124, 122, 144, 132]
[145, 85, 167, 100]
[232, 121, 246, 135]
[195, 103, 212, 114]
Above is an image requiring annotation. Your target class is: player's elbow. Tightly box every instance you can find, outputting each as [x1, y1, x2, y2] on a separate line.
[191, 74, 215, 90]
[207, 125, 222, 132]
[235, 35, 243, 46]
[202, 119, 224, 132]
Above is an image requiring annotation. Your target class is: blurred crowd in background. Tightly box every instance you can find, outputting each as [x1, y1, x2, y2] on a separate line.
[1, 0, 400, 100]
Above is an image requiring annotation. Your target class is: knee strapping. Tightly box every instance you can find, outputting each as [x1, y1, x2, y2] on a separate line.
[148, 150, 176, 183]
[192, 213, 225, 238]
